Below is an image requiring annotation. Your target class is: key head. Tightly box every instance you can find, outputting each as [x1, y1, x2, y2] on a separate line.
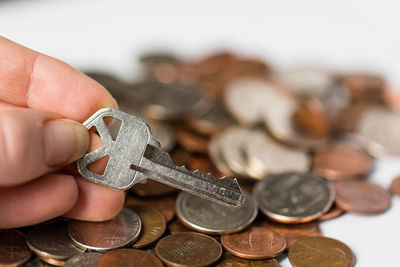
[77, 108, 156, 190]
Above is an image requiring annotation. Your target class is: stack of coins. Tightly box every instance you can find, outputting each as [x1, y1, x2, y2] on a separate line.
[2, 51, 400, 266]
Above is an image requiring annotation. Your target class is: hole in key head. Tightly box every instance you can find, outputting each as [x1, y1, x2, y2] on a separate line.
[107, 118, 122, 141]
[87, 155, 110, 175]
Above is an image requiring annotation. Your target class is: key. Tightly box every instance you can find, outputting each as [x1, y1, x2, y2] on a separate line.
[77, 108, 245, 207]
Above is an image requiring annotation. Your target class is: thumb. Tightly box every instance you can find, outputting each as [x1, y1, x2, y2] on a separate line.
[0, 108, 89, 186]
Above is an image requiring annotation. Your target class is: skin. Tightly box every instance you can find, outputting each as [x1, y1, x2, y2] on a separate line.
[0, 36, 125, 228]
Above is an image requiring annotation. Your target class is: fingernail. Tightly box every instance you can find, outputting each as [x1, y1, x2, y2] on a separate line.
[44, 119, 89, 167]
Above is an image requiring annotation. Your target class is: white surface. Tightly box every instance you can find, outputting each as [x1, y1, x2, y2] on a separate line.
[1, 1, 400, 266]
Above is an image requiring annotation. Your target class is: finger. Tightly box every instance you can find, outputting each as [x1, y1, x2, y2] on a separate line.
[63, 176, 125, 221]
[0, 36, 117, 122]
[0, 108, 88, 186]
[0, 173, 78, 229]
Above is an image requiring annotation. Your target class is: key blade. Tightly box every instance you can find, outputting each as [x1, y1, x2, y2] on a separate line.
[133, 145, 245, 207]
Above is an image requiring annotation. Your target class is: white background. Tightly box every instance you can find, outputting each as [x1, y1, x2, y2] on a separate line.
[1, 0, 400, 266]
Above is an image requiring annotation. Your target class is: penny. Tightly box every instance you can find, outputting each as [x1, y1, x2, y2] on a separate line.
[176, 127, 209, 153]
[37, 256, 65, 267]
[64, 252, 102, 267]
[68, 208, 142, 251]
[390, 176, 400, 196]
[97, 249, 163, 267]
[216, 251, 279, 267]
[318, 204, 344, 221]
[220, 224, 286, 259]
[312, 143, 373, 180]
[168, 219, 193, 234]
[132, 179, 176, 197]
[254, 172, 334, 223]
[334, 180, 391, 214]
[357, 107, 400, 157]
[0, 229, 31, 267]
[289, 236, 354, 267]
[129, 206, 166, 248]
[26, 223, 83, 262]
[341, 73, 385, 103]
[261, 220, 322, 248]
[156, 233, 222, 267]
[187, 156, 223, 178]
[334, 102, 374, 133]
[125, 195, 176, 222]
[176, 190, 258, 234]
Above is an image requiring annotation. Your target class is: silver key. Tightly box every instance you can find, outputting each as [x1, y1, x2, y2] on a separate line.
[77, 108, 245, 207]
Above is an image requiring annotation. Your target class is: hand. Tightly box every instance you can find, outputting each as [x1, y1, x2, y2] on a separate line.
[0, 36, 125, 228]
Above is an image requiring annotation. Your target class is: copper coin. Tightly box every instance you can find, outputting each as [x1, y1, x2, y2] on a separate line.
[261, 220, 322, 248]
[312, 143, 373, 180]
[125, 195, 176, 222]
[187, 156, 223, 178]
[216, 252, 279, 267]
[26, 224, 83, 261]
[168, 219, 193, 234]
[289, 236, 354, 267]
[97, 249, 163, 267]
[68, 208, 141, 251]
[176, 127, 209, 153]
[334, 180, 391, 214]
[0, 230, 31, 266]
[318, 204, 344, 221]
[340, 73, 385, 103]
[129, 206, 166, 248]
[64, 252, 102, 267]
[132, 179, 176, 197]
[220, 224, 286, 259]
[37, 256, 65, 267]
[390, 175, 400, 196]
[156, 233, 222, 267]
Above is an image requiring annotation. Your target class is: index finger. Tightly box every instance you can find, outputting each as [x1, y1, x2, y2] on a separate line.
[0, 36, 117, 121]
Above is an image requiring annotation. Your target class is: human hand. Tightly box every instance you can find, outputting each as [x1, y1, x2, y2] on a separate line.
[0, 36, 125, 228]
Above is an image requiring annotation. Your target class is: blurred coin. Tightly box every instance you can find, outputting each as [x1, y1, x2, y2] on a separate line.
[97, 249, 163, 267]
[147, 121, 176, 152]
[26, 223, 83, 262]
[132, 179, 176, 197]
[0, 229, 31, 266]
[246, 129, 310, 178]
[176, 127, 209, 153]
[312, 143, 373, 180]
[36, 256, 65, 266]
[357, 107, 400, 156]
[63, 252, 102, 267]
[156, 232, 222, 267]
[20, 257, 52, 267]
[176, 190, 257, 234]
[68, 208, 141, 251]
[341, 73, 385, 103]
[129, 206, 166, 248]
[139, 52, 181, 84]
[254, 172, 334, 223]
[289, 236, 354, 267]
[187, 156, 224, 178]
[318, 204, 344, 221]
[334, 180, 390, 214]
[333, 102, 374, 134]
[216, 251, 279, 267]
[125, 195, 176, 222]
[168, 219, 193, 234]
[220, 224, 286, 259]
[261, 220, 322, 248]
[390, 176, 400, 196]
[208, 134, 235, 177]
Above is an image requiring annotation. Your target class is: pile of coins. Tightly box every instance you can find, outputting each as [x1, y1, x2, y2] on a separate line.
[2, 51, 400, 266]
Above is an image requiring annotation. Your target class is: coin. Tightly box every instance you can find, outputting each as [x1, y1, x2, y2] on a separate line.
[220, 224, 286, 259]
[68, 208, 142, 251]
[357, 107, 400, 156]
[187, 156, 223, 179]
[208, 134, 235, 177]
[288, 236, 354, 267]
[318, 204, 344, 221]
[390, 176, 400, 196]
[254, 172, 334, 223]
[129, 205, 166, 248]
[312, 143, 373, 180]
[334, 180, 391, 214]
[176, 190, 258, 234]
[97, 248, 163, 267]
[215, 252, 279, 267]
[261, 220, 322, 248]
[132, 179, 176, 197]
[147, 121, 176, 152]
[341, 73, 385, 103]
[26, 223, 83, 262]
[156, 233, 222, 267]
[168, 219, 193, 234]
[64, 252, 102, 267]
[0, 229, 31, 266]
[125, 195, 176, 222]
[176, 127, 209, 153]
[36, 256, 65, 266]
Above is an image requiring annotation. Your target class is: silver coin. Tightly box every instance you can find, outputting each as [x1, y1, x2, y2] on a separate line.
[357, 107, 400, 157]
[147, 121, 176, 152]
[246, 129, 310, 178]
[176, 190, 258, 234]
[26, 223, 84, 261]
[254, 172, 334, 223]
[64, 252, 102, 267]
[68, 208, 142, 252]
[208, 134, 234, 177]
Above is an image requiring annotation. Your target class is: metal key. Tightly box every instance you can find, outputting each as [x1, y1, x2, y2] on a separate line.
[77, 108, 244, 206]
